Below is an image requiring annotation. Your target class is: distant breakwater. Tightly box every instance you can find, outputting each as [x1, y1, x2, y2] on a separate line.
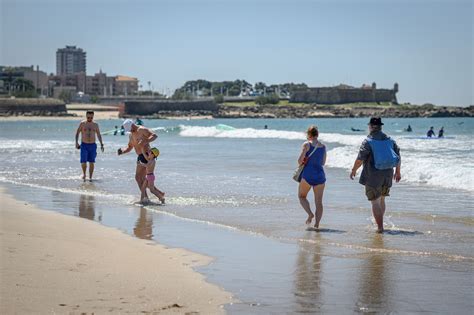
[0, 98, 68, 116]
[122, 100, 473, 119]
[216, 104, 474, 118]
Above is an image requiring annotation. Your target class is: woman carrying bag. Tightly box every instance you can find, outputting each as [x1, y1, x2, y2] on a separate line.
[295, 125, 327, 229]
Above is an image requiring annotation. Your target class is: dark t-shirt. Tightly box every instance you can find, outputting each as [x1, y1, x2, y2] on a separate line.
[357, 130, 400, 188]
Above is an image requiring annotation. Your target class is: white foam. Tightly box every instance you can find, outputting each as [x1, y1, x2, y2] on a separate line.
[326, 137, 474, 192]
[0, 139, 73, 151]
[179, 125, 306, 140]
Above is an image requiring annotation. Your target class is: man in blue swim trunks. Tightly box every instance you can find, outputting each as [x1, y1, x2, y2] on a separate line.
[75, 111, 104, 181]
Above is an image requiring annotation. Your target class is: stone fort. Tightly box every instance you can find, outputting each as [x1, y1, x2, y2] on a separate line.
[290, 82, 398, 104]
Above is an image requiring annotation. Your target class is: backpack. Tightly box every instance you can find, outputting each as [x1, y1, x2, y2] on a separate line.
[366, 137, 400, 170]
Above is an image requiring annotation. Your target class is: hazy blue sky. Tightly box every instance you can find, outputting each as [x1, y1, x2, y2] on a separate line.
[1, 0, 472, 105]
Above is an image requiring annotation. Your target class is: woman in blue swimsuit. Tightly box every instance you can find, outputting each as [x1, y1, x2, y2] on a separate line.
[297, 125, 327, 229]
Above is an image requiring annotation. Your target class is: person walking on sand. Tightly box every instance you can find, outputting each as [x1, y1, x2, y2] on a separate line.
[350, 117, 401, 233]
[75, 111, 104, 181]
[117, 119, 158, 203]
[296, 125, 327, 229]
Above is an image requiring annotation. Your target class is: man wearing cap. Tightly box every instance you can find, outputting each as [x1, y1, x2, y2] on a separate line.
[350, 117, 401, 233]
[117, 119, 158, 202]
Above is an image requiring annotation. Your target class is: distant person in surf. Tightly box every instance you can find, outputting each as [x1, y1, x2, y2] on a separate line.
[75, 111, 104, 181]
[438, 127, 444, 138]
[113, 125, 119, 136]
[117, 119, 158, 203]
[135, 117, 143, 126]
[427, 126, 435, 138]
[405, 125, 412, 132]
[350, 117, 401, 233]
[120, 125, 125, 135]
[296, 125, 327, 229]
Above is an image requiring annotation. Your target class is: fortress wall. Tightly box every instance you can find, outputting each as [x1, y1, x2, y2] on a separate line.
[124, 100, 218, 115]
[0, 98, 67, 115]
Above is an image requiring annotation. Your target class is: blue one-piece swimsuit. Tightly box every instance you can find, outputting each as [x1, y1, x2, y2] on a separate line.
[301, 143, 326, 186]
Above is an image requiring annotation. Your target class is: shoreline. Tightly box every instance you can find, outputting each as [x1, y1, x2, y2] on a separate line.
[0, 187, 232, 314]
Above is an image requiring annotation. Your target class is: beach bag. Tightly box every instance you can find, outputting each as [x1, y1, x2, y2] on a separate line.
[367, 137, 400, 170]
[292, 146, 317, 182]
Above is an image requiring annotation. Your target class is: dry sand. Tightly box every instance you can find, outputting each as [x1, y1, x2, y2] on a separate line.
[0, 188, 232, 314]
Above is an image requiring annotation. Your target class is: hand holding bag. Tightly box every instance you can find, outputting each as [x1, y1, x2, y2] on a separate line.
[292, 146, 317, 182]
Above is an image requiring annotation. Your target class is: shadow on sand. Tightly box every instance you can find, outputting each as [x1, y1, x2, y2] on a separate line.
[305, 227, 346, 233]
[382, 229, 423, 236]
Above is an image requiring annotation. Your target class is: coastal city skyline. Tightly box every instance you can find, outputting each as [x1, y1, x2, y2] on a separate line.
[2, 0, 472, 106]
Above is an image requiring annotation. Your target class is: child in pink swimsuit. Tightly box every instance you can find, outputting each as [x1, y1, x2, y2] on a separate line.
[141, 144, 165, 204]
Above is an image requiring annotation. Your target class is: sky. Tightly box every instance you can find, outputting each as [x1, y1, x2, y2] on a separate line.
[1, 0, 472, 106]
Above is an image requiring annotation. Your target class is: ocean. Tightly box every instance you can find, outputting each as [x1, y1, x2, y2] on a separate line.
[1, 117, 472, 313]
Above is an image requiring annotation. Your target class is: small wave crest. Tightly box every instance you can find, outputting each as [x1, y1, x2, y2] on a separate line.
[179, 125, 306, 140]
[326, 145, 474, 191]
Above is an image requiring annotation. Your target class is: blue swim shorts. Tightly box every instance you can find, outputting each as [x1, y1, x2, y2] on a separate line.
[80, 142, 97, 163]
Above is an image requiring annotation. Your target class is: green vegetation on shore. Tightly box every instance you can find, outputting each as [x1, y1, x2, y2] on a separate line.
[222, 100, 398, 108]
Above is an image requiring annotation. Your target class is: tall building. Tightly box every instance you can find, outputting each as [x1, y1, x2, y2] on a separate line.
[56, 45, 86, 75]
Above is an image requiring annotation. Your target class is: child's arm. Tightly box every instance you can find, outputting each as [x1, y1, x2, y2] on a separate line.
[141, 146, 155, 161]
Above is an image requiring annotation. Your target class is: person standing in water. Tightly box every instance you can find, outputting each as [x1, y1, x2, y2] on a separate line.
[296, 125, 327, 229]
[117, 119, 157, 203]
[75, 111, 104, 181]
[438, 127, 444, 138]
[427, 126, 435, 137]
[140, 144, 165, 204]
[350, 117, 401, 233]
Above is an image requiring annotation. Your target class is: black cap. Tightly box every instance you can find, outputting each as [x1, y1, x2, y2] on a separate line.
[368, 117, 384, 126]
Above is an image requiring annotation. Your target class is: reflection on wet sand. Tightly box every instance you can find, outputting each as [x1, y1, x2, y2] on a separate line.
[356, 235, 392, 313]
[133, 207, 154, 240]
[294, 233, 324, 313]
[78, 195, 97, 221]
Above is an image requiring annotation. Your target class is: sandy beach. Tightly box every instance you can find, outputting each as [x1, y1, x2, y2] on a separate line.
[0, 188, 232, 314]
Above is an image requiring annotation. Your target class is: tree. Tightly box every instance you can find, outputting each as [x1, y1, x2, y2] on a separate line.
[7, 78, 37, 98]
[255, 94, 279, 105]
[255, 82, 267, 92]
[58, 90, 72, 102]
[214, 94, 224, 104]
[90, 95, 99, 103]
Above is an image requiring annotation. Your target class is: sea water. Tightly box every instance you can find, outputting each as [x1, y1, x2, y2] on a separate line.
[0, 117, 472, 313]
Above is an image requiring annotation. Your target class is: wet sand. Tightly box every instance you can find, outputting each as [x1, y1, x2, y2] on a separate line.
[0, 188, 232, 314]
